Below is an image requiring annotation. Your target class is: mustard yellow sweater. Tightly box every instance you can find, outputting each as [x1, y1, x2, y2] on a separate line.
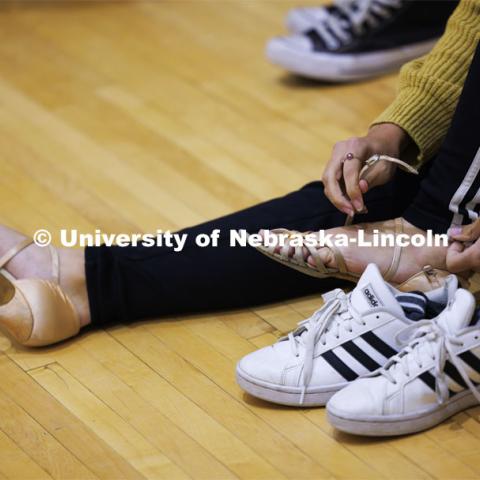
[373, 0, 480, 165]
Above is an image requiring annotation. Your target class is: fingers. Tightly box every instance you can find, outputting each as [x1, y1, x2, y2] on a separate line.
[448, 218, 480, 242]
[323, 137, 370, 216]
[360, 160, 397, 192]
[446, 219, 480, 273]
[359, 178, 369, 194]
[323, 156, 355, 216]
[446, 240, 480, 273]
[322, 130, 404, 216]
[343, 156, 364, 212]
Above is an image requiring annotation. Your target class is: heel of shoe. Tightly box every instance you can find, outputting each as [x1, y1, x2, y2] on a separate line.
[18, 279, 80, 347]
[0, 276, 80, 347]
[0, 273, 37, 345]
[0, 272, 15, 305]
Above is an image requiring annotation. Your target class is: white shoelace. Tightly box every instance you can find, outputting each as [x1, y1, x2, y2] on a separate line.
[311, 0, 403, 49]
[284, 289, 365, 403]
[379, 321, 480, 404]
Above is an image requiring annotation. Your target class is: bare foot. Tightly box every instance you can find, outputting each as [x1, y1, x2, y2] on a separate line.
[0, 225, 91, 328]
[260, 218, 451, 284]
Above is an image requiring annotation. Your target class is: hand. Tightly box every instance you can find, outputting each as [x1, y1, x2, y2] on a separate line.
[447, 219, 480, 273]
[322, 123, 412, 216]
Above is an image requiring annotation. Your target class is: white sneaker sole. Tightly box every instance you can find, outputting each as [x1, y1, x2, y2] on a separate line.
[236, 364, 346, 407]
[266, 38, 438, 81]
[327, 390, 478, 436]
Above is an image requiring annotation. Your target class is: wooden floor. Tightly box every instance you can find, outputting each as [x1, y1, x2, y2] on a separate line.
[1, 1, 480, 479]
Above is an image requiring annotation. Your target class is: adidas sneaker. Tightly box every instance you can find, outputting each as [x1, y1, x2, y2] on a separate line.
[327, 288, 480, 436]
[268, 0, 457, 81]
[236, 263, 457, 406]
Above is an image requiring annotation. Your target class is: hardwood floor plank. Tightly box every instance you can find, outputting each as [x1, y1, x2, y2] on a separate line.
[111, 324, 333, 479]
[120, 321, 382, 479]
[29, 362, 190, 480]
[0, 357, 97, 479]
[0, 428, 53, 480]
[0, 356, 144, 479]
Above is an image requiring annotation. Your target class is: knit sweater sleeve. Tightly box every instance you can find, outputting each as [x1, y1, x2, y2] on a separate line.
[371, 0, 480, 166]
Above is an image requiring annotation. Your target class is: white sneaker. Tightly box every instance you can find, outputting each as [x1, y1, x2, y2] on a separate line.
[236, 264, 457, 406]
[268, 0, 456, 81]
[327, 289, 480, 436]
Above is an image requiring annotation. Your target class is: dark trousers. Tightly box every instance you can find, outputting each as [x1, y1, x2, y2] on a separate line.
[85, 41, 480, 327]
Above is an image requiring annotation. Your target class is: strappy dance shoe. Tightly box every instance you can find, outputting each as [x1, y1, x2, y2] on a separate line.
[0, 239, 80, 347]
[255, 155, 469, 292]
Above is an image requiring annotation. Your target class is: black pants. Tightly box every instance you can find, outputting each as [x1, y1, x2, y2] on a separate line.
[85, 42, 480, 327]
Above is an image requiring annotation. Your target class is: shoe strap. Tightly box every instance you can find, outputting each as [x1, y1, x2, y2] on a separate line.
[280, 230, 330, 274]
[361, 154, 418, 176]
[383, 217, 403, 282]
[0, 268, 16, 282]
[327, 242, 348, 275]
[0, 238, 34, 270]
[304, 236, 348, 275]
[306, 245, 329, 274]
[345, 155, 418, 227]
[0, 238, 59, 282]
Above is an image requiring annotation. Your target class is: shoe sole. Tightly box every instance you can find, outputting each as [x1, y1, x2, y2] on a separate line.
[266, 38, 438, 82]
[327, 390, 478, 436]
[236, 364, 345, 407]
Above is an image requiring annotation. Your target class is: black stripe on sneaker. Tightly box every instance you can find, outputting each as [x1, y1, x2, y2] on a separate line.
[342, 341, 381, 372]
[322, 350, 358, 381]
[361, 331, 397, 359]
[459, 351, 480, 374]
[418, 371, 436, 391]
[444, 361, 468, 389]
[419, 370, 455, 397]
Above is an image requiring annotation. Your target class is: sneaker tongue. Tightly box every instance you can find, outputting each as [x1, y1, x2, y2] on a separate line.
[437, 289, 476, 333]
[350, 264, 405, 317]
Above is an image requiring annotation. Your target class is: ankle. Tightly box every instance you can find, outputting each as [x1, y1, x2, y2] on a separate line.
[58, 248, 91, 328]
[400, 218, 448, 270]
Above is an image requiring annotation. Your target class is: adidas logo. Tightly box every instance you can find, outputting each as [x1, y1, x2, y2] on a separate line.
[363, 286, 380, 308]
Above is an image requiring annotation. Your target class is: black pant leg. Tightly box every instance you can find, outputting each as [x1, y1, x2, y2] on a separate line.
[85, 171, 421, 326]
[404, 40, 480, 233]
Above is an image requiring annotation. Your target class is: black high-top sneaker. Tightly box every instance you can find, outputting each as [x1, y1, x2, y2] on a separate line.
[268, 0, 458, 81]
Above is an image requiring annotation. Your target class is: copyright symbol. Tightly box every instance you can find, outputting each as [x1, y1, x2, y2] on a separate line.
[33, 229, 52, 247]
